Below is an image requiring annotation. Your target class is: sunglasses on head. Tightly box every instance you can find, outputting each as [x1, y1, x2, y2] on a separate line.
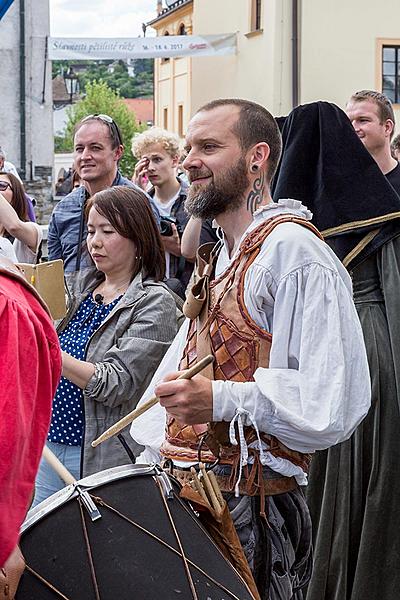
[81, 113, 123, 147]
[0, 181, 12, 192]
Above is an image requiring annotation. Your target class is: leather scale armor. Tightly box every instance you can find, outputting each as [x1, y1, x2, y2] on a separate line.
[160, 215, 324, 494]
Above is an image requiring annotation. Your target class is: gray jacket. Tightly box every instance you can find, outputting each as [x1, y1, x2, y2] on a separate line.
[58, 268, 178, 477]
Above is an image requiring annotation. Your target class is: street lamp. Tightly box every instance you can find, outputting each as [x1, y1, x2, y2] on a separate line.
[64, 67, 79, 104]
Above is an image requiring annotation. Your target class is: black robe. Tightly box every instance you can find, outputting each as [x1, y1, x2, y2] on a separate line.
[272, 102, 400, 600]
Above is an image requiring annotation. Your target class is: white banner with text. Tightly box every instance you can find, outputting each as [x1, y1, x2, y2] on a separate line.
[48, 34, 237, 60]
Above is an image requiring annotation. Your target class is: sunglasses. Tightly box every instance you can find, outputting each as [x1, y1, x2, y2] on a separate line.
[0, 181, 12, 192]
[81, 114, 123, 147]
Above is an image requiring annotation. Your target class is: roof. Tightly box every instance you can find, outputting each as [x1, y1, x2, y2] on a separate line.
[122, 98, 154, 125]
[148, 0, 193, 27]
[52, 75, 70, 103]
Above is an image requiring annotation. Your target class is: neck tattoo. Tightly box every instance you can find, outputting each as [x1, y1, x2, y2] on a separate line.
[246, 172, 265, 214]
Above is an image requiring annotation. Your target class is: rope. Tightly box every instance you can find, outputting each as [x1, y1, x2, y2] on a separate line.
[24, 565, 71, 600]
[91, 493, 245, 600]
[155, 478, 199, 600]
[78, 498, 101, 600]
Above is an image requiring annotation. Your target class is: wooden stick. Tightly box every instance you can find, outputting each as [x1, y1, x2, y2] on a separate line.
[42, 445, 76, 486]
[91, 355, 214, 448]
[207, 470, 225, 509]
[199, 462, 222, 515]
[190, 467, 209, 504]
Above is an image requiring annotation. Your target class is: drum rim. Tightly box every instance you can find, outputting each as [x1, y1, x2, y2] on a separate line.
[23, 463, 158, 532]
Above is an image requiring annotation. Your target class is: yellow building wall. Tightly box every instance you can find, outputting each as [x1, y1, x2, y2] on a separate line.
[152, 4, 193, 136]
[152, 0, 400, 130]
[192, 0, 293, 117]
[300, 0, 400, 125]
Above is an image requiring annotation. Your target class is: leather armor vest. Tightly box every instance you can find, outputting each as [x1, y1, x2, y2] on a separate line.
[160, 215, 323, 477]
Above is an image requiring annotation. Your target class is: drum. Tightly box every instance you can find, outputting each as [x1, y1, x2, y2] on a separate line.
[16, 464, 254, 600]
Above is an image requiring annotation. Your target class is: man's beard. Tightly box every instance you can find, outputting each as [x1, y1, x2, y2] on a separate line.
[185, 157, 249, 220]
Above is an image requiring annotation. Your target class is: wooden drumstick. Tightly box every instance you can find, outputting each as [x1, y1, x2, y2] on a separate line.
[199, 462, 222, 515]
[91, 355, 214, 448]
[207, 470, 225, 509]
[42, 445, 76, 486]
[190, 467, 209, 504]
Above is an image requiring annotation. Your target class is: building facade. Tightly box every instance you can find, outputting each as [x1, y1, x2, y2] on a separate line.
[148, 0, 193, 136]
[149, 0, 400, 131]
[0, 0, 54, 217]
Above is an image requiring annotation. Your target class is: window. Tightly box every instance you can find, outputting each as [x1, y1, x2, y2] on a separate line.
[251, 0, 262, 32]
[178, 23, 187, 35]
[162, 31, 170, 63]
[178, 104, 184, 137]
[163, 108, 168, 130]
[382, 45, 400, 103]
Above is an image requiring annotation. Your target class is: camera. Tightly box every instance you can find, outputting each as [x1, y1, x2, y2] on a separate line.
[159, 216, 183, 237]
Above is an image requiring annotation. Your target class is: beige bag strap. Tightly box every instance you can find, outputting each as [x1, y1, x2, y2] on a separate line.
[192, 242, 223, 381]
[183, 241, 222, 320]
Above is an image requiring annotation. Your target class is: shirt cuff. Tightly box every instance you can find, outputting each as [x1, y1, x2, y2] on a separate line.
[212, 379, 274, 425]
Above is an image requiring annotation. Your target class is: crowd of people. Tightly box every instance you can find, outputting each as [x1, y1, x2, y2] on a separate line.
[1, 89, 400, 600]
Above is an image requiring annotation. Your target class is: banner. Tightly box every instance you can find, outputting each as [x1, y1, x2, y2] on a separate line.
[47, 34, 237, 61]
[0, 0, 15, 20]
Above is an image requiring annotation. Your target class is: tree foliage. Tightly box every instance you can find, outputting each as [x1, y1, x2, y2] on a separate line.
[61, 81, 143, 177]
[52, 59, 153, 99]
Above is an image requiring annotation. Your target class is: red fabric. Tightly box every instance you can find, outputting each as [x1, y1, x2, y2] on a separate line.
[0, 274, 61, 566]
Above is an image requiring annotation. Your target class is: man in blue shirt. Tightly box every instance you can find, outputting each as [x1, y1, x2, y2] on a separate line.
[48, 114, 159, 273]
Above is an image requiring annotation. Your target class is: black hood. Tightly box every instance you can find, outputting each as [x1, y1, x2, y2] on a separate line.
[272, 101, 400, 268]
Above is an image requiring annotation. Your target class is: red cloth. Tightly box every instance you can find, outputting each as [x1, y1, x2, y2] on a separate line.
[0, 273, 61, 566]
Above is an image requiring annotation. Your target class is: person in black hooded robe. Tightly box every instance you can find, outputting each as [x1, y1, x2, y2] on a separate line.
[272, 101, 400, 600]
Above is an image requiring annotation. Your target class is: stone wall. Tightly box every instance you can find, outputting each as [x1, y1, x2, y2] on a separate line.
[24, 179, 58, 225]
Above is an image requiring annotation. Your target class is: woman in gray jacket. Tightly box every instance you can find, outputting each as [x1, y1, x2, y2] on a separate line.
[33, 186, 178, 505]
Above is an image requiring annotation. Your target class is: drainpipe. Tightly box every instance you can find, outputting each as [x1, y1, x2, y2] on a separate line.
[19, 0, 26, 179]
[292, 0, 299, 108]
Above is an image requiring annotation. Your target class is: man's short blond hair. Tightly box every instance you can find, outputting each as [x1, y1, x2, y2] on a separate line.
[131, 127, 181, 159]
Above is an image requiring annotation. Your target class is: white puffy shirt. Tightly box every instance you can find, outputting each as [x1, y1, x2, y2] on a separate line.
[131, 200, 371, 484]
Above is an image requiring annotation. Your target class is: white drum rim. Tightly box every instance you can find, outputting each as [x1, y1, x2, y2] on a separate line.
[23, 463, 157, 532]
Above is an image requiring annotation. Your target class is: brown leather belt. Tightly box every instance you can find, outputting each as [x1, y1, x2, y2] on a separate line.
[172, 467, 298, 497]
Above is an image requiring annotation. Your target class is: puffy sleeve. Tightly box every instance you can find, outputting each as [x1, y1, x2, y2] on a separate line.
[213, 262, 371, 453]
[0, 284, 61, 566]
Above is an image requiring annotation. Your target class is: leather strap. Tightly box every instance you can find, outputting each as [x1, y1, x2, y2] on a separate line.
[172, 467, 297, 497]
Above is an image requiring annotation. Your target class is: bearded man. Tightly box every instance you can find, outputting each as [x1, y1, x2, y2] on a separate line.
[129, 99, 370, 600]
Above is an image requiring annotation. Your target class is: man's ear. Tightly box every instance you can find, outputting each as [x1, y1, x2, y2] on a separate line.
[114, 144, 124, 162]
[248, 142, 270, 173]
[385, 119, 395, 138]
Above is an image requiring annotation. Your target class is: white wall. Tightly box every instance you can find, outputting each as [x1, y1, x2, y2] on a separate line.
[0, 0, 53, 178]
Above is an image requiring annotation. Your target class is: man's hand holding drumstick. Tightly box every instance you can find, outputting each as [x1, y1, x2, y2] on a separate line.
[155, 372, 213, 424]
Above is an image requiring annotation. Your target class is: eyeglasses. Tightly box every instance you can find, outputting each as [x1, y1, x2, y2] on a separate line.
[81, 114, 123, 147]
[0, 181, 12, 192]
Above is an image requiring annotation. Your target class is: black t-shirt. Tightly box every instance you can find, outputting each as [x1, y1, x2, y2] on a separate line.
[199, 219, 219, 246]
[386, 162, 400, 195]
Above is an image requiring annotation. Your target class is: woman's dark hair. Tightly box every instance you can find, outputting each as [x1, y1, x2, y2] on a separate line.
[85, 186, 165, 281]
[0, 172, 28, 221]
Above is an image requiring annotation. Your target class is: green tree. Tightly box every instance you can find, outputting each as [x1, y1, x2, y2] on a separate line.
[62, 80, 142, 177]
